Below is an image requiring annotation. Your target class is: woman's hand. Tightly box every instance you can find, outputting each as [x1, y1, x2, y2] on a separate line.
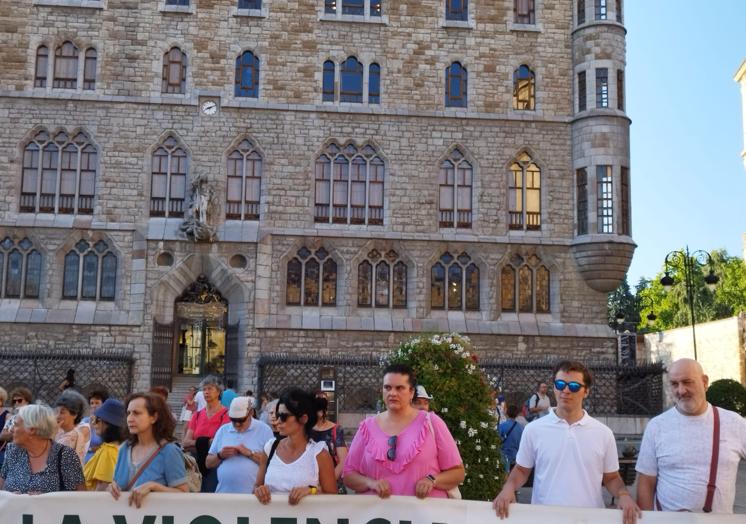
[288, 486, 314, 505]
[108, 481, 121, 501]
[128, 481, 154, 508]
[415, 476, 435, 499]
[254, 484, 271, 504]
[369, 478, 391, 498]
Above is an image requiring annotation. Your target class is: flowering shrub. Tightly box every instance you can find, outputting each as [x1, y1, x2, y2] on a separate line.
[384, 333, 505, 500]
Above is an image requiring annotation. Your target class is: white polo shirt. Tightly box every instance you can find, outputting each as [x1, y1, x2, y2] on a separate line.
[516, 408, 619, 508]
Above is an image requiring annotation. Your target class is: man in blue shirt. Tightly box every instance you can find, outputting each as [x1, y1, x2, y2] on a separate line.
[498, 404, 523, 472]
[206, 396, 274, 494]
[220, 380, 238, 409]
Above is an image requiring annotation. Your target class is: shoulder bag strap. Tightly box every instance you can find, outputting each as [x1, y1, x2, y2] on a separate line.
[703, 407, 720, 513]
[504, 421, 518, 439]
[124, 444, 163, 491]
[266, 437, 283, 466]
[56, 446, 66, 491]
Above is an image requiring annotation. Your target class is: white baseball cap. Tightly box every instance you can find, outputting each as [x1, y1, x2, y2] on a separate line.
[228, 396, 254, 418]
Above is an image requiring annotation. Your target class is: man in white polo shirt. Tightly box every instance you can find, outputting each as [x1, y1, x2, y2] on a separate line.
[636, 358, 746, 513]
[493, 360, 639, 524]
[206, 396, 274, 494]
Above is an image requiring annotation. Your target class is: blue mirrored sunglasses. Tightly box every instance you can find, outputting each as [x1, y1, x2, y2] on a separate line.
[554, 380, 585, 393]
[386, 435, 397, 461]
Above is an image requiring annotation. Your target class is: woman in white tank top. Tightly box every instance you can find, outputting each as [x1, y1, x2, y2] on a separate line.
[254, 389, 336, 505]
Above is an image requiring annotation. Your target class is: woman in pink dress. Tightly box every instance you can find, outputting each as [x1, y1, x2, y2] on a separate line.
[343, 364, 464, 499]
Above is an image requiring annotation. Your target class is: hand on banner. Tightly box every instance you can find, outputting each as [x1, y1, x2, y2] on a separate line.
[288, 486, 315, 505]
[616, 493, 641, 524]
[415, 477, 435, 499]
[369, 478, 392, 498]
[492, 486, 516, 519]
[129, 481, 155, 508]
[108, 482, 121, 500]
[254, 484, 272, 504]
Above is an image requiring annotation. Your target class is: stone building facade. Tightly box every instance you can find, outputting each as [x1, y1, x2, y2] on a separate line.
[0, 0, 634, 404]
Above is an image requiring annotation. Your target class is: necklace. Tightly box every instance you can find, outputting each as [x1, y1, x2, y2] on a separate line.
[27, 440, 50, 459]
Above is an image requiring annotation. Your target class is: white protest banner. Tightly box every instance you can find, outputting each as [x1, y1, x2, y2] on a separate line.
[1, 492, 742, 524]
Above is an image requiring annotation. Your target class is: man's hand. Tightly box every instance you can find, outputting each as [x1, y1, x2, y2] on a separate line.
[617, 492, 641, 524]
[220, 446, 239, 458]
[235, 444, 253, 458]
[493, 486, 516, 519]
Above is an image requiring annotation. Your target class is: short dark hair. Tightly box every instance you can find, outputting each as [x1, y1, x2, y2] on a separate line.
[88, 390, 109, 403]
[54, 389, 88, 424]
[314, 396, 329, 416]
[382, 363, 417, 389]
[506, 404, 520, 419]
[552, 360, 593, 389]
[276, 388, 317, 438]
[124, 392, 176, 445]
[100, 420, 124, 443]
[10, 386, 33, 404]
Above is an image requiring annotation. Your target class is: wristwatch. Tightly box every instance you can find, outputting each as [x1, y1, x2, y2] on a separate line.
[426, 474, 437, 486]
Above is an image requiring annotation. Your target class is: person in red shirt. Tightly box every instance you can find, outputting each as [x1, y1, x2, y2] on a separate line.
[181, 375, 228, 492]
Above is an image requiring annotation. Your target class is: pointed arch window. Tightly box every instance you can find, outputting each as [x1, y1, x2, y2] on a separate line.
[445, 62, 467, 108]
[368, 63, 381, 104]
[431, 251, 479, 311]
[0, 237, 42, 299]
[53, 41, 79, 89]
[315, 142, 384, 225]
[501, 256, 550, 313]
[322, 60, 336, 102]
[438, 147, 472, 228]
[63, 239, 117, 301]
[286, 247, 337, 306]
[21, 129, 96, 215]
[340, 57, 363, 103]
[35, 46, 48, 88]
[513, 65, 535, 110]
[235, 51, 260, 98]
[357, 249, 407, 308]
[83, 48, 97, 90]
[162, 47, 187, 94]
[226, 139, 262, 220]
[150, 135, 187, 217]
[509, 152, 541, 230]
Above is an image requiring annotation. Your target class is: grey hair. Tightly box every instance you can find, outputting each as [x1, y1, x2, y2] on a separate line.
[54, 389, 88, 424]
[0, 386, 7, 405]
[18, 404, 58, 439]
[199, 375, 224, 392]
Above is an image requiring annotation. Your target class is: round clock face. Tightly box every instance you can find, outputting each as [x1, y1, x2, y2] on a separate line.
[201, 100, 217, 115]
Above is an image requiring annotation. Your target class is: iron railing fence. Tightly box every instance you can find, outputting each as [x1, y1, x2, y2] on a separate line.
[0, 349, 134, 405]
[258, 354, 664, 417]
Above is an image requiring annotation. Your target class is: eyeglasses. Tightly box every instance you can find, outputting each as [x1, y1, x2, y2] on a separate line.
[554, 380, 586, 393]
[386, 435, 397, 461]
[276, 412, 294, 422]
[230, 416, 249, 424]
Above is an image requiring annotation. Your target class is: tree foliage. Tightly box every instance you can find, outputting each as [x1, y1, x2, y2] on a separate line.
[706, 379, 746, 416]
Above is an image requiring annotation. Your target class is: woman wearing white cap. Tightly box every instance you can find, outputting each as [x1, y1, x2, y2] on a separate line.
[205, 396, 274, 494]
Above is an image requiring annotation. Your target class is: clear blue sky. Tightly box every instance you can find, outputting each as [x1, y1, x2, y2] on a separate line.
[625, 1, 746, 285]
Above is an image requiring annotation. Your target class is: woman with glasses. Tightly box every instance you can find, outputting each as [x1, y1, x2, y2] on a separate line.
[205, 396, 274, 494]
[54, 389, 91, 465]
[1, 387, 34, 461]
[82, 390, 109, 464]
[253, 388, 336, 505]
[0, 404, 85, 493]
[83, 398, 124, 491]
[343, 364, 464, 499]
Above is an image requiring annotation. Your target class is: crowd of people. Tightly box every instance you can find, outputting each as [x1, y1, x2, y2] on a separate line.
[0, 357, 743, 522]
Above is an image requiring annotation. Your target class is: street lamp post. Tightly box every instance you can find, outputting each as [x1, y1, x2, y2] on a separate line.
[659, 246, 719, 361]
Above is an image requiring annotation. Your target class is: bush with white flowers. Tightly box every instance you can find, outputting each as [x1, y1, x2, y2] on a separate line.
[384, 333, 505, 500]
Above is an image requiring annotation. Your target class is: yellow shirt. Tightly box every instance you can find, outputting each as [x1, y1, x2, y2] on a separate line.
[83, 442, 120, 490]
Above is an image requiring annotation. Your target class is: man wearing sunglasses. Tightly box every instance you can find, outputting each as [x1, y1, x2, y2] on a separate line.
[494, 360, 640, 524]
[206, 396, 274, 494]
[635, 358, 746, 513]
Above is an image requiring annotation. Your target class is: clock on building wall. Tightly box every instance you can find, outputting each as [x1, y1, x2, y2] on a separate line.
[199, 98, 219, 116]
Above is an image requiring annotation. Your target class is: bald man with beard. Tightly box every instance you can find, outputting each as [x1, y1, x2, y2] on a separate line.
[636, 358, 746, 513]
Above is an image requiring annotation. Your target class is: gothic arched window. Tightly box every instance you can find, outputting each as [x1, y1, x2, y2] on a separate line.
[438, 147, 472, 228]
[368, 63, 381, 105]
[357, 249, 407, 308]
[150, 135, 187, 217]
[340, 57, 363, 103]
[501, 255, 550, 313]
[35, 46, 48, 87]
[286, 247, 337, 306]
[235, 51, 260, 98]
[83, 48, 97, 90]
[0, 237, 42, 299]
[431, 251, 479, 311]
[445, 62, 467, 107]
[322, 60, 336, 102]
[53, 41, 79, 89]
[513, 65, 535, 110]
[162, 47, 187, 94]
[63, 239, 117, 301]
[226, 139, 262, 220]
[508, 152, 541, 230]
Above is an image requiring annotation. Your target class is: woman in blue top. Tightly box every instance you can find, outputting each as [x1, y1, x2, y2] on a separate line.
[110, 392, 187, 508]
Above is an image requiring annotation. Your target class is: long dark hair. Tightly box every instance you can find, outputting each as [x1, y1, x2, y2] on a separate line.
[123, 392, 176, 445]
[276, 388, 317, 438]
[100, 420, 124, 443]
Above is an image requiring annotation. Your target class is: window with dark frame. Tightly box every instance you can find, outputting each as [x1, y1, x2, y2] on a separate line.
[617, 69, 624, 110]
[21, 129, 96, 215]
[238, 0, 261, 8]
[438, 147, 472, 228]
[620, 166, 630, 235]
[35, 46, 48, 88]
[513, 64, 535, 110]
[62, 239, 117, 301]
[577, 0, 585, 25]
[286, 247, 337, 306]
[357, 249, 407, 308]
[340, 57, 363, 103]
[514, 0, 535, 24]
[576, 168, 588, 235]
[235, 50, 260, 98]
[501, 256, 550, 314]
[342, 0, 364, 15]
[368, 63, 380, 104]
[0, 237, 42, 299]
[615, 0, 622, 22]
[322, 60, 335, 102]
[166, 0, 190, 5]
[508, 152, 541, 231]
[83, 48, 96, 90]
[596, 67, 608, 108]
[150, 135, 187, 217]
[53, 41, 79, 89]
[596, 165, 613, 233]
[578, 71, 586, 112]
[445, 0, 468, 22]
[595, 0, 607, 20]
[430, 251, 479, 311]
[162, 47, 187, 94]
[226, 139, 262, 220]
[445, 62, 467, 108]
[314, 142, 384, 225]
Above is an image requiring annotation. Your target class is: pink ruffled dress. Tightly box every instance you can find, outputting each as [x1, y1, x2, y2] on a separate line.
[343, 410, 462, 497]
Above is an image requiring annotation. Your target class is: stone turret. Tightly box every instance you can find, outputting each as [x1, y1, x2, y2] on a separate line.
[735, 59, 746, 261]
[570, 0, 636, 292]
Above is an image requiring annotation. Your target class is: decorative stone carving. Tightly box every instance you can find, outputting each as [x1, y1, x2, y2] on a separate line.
[180, 174, 217, 242]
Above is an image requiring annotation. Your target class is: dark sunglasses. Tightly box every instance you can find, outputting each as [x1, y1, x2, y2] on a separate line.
[276, 412, 294, 422]
[230, 416, 249, 424]
[386, 435, 397, 461]
[554, 380, 585, 393]
[13, 398, 24, 404]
